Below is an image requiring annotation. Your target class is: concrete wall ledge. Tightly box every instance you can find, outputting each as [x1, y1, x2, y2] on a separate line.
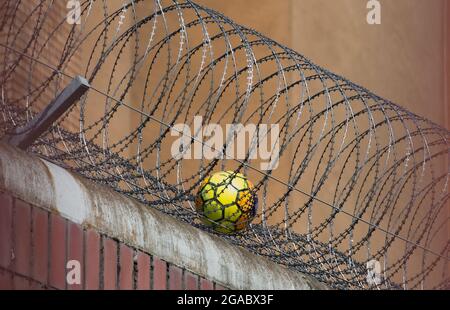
[0, 142, 327, 290]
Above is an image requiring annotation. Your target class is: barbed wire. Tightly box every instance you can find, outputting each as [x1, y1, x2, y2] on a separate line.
[2, 40, 447, 265]
[0, 0, 449, 289]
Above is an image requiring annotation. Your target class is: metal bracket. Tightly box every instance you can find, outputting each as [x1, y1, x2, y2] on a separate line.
[3, 76, 90, 150]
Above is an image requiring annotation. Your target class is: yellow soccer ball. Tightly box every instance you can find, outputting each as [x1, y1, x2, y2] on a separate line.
[195, 171, 258, 234]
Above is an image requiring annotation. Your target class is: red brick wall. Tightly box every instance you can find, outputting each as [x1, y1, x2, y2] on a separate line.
[0, 191, 225, 290]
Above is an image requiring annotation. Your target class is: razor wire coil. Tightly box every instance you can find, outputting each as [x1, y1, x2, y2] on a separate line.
[0, 0, 449, 290]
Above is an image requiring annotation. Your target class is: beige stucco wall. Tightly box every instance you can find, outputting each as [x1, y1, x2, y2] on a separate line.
[198, 0, 449, 129]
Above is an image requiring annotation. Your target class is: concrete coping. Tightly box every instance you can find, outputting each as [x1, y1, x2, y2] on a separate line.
[0, 142, 327, 290]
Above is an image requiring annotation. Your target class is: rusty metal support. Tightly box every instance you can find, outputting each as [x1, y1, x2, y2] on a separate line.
[2, 76, 89, 149]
